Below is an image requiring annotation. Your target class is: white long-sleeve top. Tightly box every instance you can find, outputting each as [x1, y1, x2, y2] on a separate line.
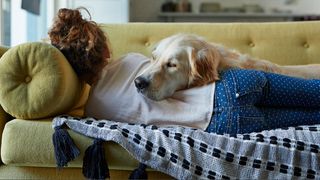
[85, 53, 215, 130]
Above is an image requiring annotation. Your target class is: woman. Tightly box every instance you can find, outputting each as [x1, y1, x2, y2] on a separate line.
[48, 7, 110, 86]
[48, 8, 320, 137]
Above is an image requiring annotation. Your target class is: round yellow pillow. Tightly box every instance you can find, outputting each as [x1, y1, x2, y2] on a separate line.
[0, 42, 81, 119]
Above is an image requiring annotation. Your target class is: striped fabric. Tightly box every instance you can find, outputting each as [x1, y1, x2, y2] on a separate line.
[53, 116, 320, 179]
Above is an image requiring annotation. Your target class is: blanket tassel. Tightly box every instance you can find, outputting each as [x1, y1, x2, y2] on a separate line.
[129, 163, 148, 180]
[52, 126, 80, 167]
[83, 138, 110, 179]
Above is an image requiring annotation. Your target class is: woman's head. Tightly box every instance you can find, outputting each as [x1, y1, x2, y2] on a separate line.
[48, 7, 110, 85]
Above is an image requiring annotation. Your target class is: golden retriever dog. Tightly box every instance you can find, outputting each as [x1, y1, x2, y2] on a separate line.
[134, 33, 320, 101]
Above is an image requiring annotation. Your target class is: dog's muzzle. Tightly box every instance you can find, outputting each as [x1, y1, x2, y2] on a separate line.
[134, 76, 150, 91]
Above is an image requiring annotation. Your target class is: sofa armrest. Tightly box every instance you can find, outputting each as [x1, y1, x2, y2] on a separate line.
[0, 45, 10, 164]
[0, 46, 9, 57]
[0, 106, 11, 164]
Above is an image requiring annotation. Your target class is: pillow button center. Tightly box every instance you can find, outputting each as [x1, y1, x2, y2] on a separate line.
[25, 76, 32, 83]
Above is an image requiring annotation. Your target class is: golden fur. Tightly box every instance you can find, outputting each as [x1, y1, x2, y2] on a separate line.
[135, 33, 320, 101]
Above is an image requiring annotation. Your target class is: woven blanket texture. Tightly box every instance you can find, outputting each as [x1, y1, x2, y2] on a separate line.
[53, 116, 320, 179]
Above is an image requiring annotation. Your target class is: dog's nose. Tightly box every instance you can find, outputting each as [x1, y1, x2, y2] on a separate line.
[134, 76, 150, 90]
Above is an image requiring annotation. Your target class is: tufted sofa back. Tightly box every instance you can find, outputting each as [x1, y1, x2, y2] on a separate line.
[101, 21, 320, 65]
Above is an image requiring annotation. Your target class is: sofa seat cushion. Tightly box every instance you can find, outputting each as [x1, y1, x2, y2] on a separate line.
[0, 42, 82, 119]
[1, 119, 139, 169]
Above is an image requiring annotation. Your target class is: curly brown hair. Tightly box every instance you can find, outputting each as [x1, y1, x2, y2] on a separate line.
[48, 7, 110, 85]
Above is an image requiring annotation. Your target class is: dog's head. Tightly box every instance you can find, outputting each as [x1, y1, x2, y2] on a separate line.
[134, 34, 221, 101]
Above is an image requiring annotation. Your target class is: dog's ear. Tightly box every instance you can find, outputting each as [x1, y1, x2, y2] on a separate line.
[187, 45, 221, 87]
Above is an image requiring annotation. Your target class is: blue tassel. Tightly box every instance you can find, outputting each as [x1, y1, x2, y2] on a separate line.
[129, 163, 148, 180]
[82, 138, 110, 179]
[52, 126, 80, 167]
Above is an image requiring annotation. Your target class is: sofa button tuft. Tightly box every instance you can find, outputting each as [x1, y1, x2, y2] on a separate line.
[145, 42, 151, 46]
[304, 43, 310, 48]
[249, 42, 255, 47]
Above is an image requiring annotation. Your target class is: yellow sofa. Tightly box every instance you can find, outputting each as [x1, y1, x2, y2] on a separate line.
[1, 21, 320, 179]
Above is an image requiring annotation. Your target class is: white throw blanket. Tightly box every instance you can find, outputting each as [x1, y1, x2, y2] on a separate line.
[53, 115, 320, 179]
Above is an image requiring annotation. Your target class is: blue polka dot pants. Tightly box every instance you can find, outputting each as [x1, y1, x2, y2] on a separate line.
[205, 69, 320, 137]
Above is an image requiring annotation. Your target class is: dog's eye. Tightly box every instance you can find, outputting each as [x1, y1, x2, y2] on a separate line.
[166, 62, 177, 68]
